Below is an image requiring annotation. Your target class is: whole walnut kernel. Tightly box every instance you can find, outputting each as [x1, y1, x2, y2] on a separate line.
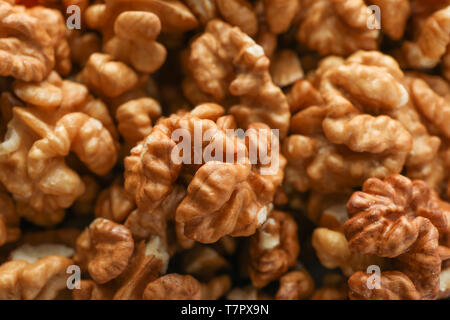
[297, 0, 378, 56]
[104, 11, 167, 74]
[283, 51, 421, 194]
[143, 274, 202, 300]
[125, 106, 285, 244]
[248, 210, 300, 288]
[0, 1, 55, 82]
[0, 74, 118, 225]
[116, 97, 162, 146]
[189, 19, 290, 138]
[74, 218, 134, 284]
[345, 174, 447, 299]
[80, 53, 139, 98]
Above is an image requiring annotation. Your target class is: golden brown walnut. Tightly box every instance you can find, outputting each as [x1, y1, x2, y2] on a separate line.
[287, 79, 323, 114]
[312, 228, 385, 277]
[74, 218, 134, 284]
[183, 0, 217, 25]
[275, 269, 315, 300]
[85, 0, 198, 36]
[189, 20, 290, 138]
[116, 97, 162, 146]
[143, 274, 202, 300]
[248, 210, 300, 288]
[370, 0, 411, 40]
[297, 0, 379, 56]
[103, 11, 167, 74]
[79, 53, 139, 98]
[269, 50, 304, 88]
[410, 78, 450, 140]
[216, 0, 258, 37]
[283, 51, 416, 194]
[124, 185, 186, 256]
[264, 0, 299, 34]
[26, 6, 71, 76]
[344, 174, 447, 299]
[0, 188, 20, 246]
[95, 178, 136, 223]
[403, 6, 450, 69]
[124, 106, 285, 244]
[0, 255, 72, 299]
[113, 240, 164, 300]
[0, 1, 55, 82]
[0, 73, 118, 225]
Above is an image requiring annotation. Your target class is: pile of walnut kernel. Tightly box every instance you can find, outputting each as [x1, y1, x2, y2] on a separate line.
[0, 0, 449, 301]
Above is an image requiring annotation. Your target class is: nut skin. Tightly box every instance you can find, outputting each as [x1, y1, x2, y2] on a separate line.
[283, 51, 417, 194]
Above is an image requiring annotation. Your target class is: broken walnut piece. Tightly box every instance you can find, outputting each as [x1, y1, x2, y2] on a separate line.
[95, 178, 136, 223]
[248, 210, 300, 288]
[74, 218, 134, 284]
[312, 228, 385, 277]
[0, 255, 72, 300]
[143, 274, 202, 300]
